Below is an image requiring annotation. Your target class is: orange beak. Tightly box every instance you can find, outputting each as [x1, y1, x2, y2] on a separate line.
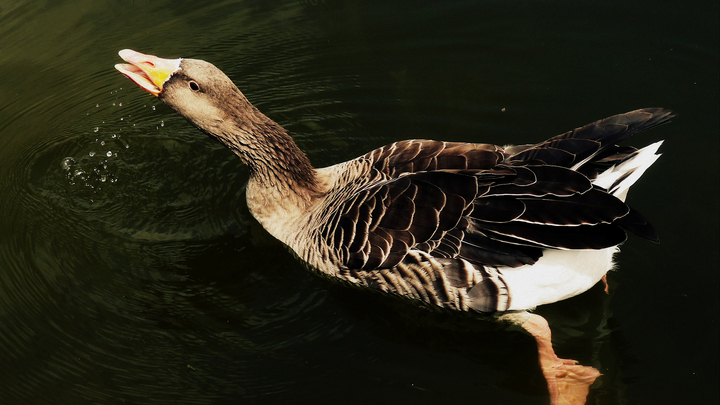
[114, 49, 182, 96]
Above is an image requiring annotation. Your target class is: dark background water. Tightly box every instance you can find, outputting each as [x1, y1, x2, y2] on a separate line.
[1, 1, 717, 404]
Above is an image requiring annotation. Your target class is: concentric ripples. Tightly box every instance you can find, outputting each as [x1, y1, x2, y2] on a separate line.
[0, 90, 354, 403]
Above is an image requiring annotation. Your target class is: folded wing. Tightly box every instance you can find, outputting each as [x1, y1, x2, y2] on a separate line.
[318, 108, 672, 271]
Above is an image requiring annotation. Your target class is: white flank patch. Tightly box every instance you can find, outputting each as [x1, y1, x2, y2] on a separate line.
[500, 247, 618, 310]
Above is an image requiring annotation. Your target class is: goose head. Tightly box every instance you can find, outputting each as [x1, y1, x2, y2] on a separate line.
[115, 49, 263, 139]
[115, 49, 319, 193]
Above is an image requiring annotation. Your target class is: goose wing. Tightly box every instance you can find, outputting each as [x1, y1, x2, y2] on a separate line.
[318, 108, 672, 271]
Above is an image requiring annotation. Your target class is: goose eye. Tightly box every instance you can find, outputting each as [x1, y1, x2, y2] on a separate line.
[189, 81, 200, 91]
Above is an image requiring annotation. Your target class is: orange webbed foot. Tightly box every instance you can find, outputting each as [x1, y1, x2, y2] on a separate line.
[521, 313, 601, 405]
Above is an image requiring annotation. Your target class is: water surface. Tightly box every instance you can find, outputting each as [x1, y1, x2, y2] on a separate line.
[1, 1, 718, 404]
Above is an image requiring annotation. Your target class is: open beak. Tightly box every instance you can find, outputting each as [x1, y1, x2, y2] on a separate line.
[114, 49, 182, 96]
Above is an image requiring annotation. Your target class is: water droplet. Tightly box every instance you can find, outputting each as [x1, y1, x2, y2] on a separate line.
[111, 134, 117, 139]
[152, 105, 156, 110]
[94, 127, 99, 132]
[100, 175, 107, 183]
[125, 144, 130, 149]
[120, 117, 124, 121]
[100, 141, 105, 146]
[62, 157, 76, 170]
[106, 151, 112, 157]
[89, 151, 96, 157]
[119, 102, 123, 106]
[160, 120, 164, 127]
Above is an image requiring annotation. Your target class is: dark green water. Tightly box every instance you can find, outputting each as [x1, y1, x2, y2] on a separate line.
[1, 1, 718, 404]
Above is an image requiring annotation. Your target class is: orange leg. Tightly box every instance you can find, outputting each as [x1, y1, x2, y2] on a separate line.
[601, 273, 610, 294]
[520, 313, 601, 405]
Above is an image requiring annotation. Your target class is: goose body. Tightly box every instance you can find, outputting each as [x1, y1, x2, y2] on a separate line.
[254, 137, 664, 313]
[115, 50, 671, 315]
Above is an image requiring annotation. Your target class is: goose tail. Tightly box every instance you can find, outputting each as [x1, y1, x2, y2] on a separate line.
[592, 140, 663, 202]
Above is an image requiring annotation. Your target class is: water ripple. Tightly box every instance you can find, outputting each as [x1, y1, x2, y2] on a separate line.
[0, 53, 352, 405]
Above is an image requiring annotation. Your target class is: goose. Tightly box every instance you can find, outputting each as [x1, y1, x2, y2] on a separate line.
[115, 49, 673, 404]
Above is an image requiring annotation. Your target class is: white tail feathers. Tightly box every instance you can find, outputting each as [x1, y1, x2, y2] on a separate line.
[593, 141, 663, 202]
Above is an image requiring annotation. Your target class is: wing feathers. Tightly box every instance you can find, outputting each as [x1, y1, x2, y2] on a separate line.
[318, 109, 668, 273]
[516, 189, 629, 226]
[474, 220, 628, 250]
[487, 165, 592, 197]
[471, 198, 526, 223]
